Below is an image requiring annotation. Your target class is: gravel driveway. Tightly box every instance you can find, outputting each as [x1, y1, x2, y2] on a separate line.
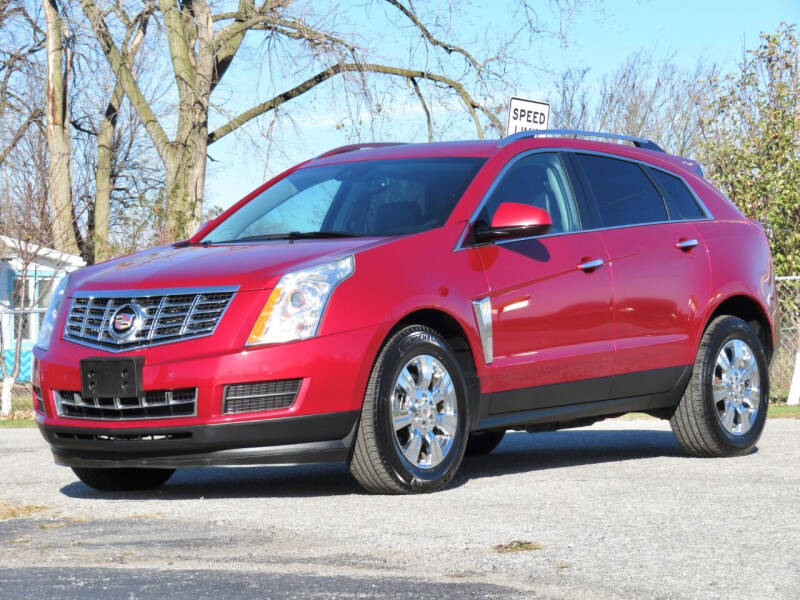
[1, 419, 798, 599]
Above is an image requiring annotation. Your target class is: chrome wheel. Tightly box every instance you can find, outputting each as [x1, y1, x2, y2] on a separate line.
[391, 354, 458, 470]
[713, 339, 761, 436]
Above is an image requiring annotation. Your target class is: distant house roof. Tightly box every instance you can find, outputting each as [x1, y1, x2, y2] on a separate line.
[0, 234, 85, 270]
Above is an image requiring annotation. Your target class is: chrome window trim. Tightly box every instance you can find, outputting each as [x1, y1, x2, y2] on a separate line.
[71, 285, 239, 299]
[454, 147, 713, 252]
[63, 285, 239, 353]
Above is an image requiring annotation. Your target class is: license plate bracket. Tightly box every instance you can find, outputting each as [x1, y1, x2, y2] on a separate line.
[80, 357, 144, 398]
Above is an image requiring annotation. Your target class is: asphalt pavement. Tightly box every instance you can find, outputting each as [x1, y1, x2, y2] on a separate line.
[1, 419, 798, 599]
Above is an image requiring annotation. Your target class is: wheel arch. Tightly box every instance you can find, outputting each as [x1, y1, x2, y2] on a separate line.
[388, 308, 482, 430]
[703, 294, 774, 363]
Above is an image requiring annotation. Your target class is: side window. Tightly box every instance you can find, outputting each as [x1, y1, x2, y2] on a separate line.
[574, 154, 667, 227]
[645, 167, 704, 220]
[478, 152, 581, 234]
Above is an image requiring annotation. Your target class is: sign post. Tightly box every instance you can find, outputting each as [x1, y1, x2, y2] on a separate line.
[506, 97, 550, 136]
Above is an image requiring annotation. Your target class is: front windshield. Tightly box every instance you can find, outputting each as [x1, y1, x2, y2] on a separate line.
[202, 157, 486, 243]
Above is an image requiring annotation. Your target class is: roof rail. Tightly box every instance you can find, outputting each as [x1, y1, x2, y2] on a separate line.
[500, 129, 665, 152]
[316, 142, 405, 159]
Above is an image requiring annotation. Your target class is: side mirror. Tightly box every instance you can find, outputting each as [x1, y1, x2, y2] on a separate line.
[473, 202, 552, 243]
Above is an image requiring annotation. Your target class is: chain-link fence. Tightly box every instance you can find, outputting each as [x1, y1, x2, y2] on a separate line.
[2, 282, 799, 417]
[772, 276, 800, 401]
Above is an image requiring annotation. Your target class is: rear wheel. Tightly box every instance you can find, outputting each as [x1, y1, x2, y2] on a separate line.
[670, 316, 769, 457]
[72, 467, 175, 491]
[465, 430, 506, 456]
[349, 325, 469, 494]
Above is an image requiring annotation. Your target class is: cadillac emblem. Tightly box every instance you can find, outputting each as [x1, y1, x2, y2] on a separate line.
[109, 303, 143, 340]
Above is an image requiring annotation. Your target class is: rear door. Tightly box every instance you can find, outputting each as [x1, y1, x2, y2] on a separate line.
[569, 153, 711, 398]
[473, 151, 615, 412]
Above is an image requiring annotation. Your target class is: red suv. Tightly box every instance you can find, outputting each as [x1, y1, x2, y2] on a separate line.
[33, 130, 778, 494]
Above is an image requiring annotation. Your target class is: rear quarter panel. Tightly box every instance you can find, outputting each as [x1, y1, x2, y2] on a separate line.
[691, 217, 776, 349]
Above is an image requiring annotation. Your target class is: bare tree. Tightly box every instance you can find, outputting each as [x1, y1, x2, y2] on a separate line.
[551, 51, 714, 156]
[1, 1, 45, 166]
[0, 70, 73, 415]
[77, 0, 585, 239]
[42, 0, 80, 254]
[38, 0, 165, 263]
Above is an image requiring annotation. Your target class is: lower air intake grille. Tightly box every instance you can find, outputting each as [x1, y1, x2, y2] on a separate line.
[223, 379, 301, 414]
[55, 388, 197, 420]
[54, 431, 192, 442]
[33, 386, 45, 414]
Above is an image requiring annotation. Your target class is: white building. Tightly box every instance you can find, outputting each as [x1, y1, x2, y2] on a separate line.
[0, 235, 85, 381]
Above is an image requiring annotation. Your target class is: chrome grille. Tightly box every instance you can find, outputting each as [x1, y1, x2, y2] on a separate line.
[55, 388, 197, 420]
[222, 379, 301, 414]
[63, 287, 236, 351]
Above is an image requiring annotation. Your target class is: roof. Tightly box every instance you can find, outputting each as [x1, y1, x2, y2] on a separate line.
[0, 235, 85, 270]
[306, 132, 704, 179]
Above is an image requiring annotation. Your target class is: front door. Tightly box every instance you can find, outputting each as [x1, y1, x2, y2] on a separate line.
[473, 151, 615, 413]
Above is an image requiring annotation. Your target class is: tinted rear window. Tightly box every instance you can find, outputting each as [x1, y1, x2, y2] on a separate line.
[646, 167, 704, 220]
[574, 154, 667, 227]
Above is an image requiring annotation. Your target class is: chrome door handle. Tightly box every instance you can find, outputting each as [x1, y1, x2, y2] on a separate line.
[676, 238, 699, 250]
[577, 258, 604, 271]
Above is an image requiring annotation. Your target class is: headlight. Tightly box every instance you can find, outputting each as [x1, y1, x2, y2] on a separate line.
[35, 274, 70, 351]
[246, 256, 354, 346]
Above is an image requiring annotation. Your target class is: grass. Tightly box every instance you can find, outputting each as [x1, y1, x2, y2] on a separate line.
[0, 418, 36, 428]
[616, 403, 800, 420]
[494, 540, 544, 553]
[768, 404, 800, 418]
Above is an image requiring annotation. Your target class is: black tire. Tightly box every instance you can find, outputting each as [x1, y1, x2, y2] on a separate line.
[670, 315, 769, 457]
[72, 467, 175, 491]
[349, 325, 470, 494]
[465, 430, 506, 456]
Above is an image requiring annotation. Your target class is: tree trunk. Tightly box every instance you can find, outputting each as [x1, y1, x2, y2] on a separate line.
[164, 121, 207, 240]
[1, 377, 13, 416]
[93, 85, 124, 262]
[42, 0, 79, 256]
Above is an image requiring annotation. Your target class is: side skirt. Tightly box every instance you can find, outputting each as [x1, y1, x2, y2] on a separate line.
[474, 365, 691, 431]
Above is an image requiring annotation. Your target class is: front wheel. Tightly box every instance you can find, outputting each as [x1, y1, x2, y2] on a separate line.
[349, 325, 470, 494]
[670, 316, 769, 457]
[72, 467, 175, 491]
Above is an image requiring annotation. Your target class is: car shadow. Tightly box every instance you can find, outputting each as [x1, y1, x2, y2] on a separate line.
[456, 428, 685, 482]
[59, 427, 689, 500]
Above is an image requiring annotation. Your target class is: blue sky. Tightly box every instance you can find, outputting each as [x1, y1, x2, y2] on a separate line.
[205, 0, 799, 211]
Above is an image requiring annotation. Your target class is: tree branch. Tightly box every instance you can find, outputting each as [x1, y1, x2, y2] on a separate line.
[410, 78, 433, 141]
[158, 0, 197, 96]
[383, 0, 484, 73]
[0, 108, 42, 165]
[208, 61, 502, 144]
[78, 0, 171, 161]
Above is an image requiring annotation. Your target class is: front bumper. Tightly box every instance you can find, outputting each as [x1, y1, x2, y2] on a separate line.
[38, 411, 360, 468]
[35, 323, 380, 428]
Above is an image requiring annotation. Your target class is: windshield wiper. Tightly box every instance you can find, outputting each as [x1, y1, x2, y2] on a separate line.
[209, 231, 360, 244]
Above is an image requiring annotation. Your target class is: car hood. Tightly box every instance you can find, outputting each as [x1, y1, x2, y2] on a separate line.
[69, 237, 391, 293]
